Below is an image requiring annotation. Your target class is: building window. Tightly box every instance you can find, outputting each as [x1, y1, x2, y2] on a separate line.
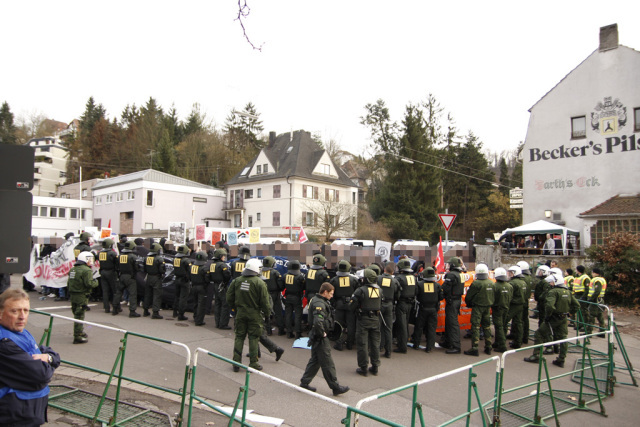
[81, 209, 87, 220]
[635, 107, 640, 132]
[257, 188, 262, 198]
[193, 196, 206, 203]
[128, 191, 135, 200]
[32, 206, 38, 216]
[106, 194, 113, 204]
[352, 192, 356, 204]
[256, 165, 262, 174]
[303, 211, 314, 226]
[326, 188, 336, 201]
[117, 192, 124, 202]
[146, 190, 154, 207]
[245, 189, 253, 199]
[234, 214, 241, 228]
[95, 196, 102, 205]
[303, 185, 318, 199]
[145, 222, 153, 230]
[256, 212, 261, 221]
[590, 218, 638, 247]
[70, 208, 78, 219]
[58, 208, 66, 218]
[82, 189, 87, 197]
[329, 215, 336, 226]
[263, 164, 268, 173]
[273, 185, 281, 198]
[49, 207, 57, 217]
[571, 116, 586, 139]
[248, 215, 253, 227]
[323, 163, 330, 175]
[273, 211, 280, 226]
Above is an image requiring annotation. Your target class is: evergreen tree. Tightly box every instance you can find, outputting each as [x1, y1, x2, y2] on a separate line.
[183, 103, 207, 138]
[0, 101, 18, 144]
[155, 128, 177, 174]
[498, 156, 510, 195]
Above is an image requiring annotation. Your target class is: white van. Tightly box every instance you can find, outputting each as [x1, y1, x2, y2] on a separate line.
[393, 239, 430, 247]
[331, 238, 374, 247]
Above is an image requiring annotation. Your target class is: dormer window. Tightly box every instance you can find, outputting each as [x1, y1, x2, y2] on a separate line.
[323, 163, 330, 175]
[256, 165, 262, 174]
[263, 164, 268, 173]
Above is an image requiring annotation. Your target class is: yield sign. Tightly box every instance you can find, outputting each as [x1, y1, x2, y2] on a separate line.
[438, 214, 457, 231]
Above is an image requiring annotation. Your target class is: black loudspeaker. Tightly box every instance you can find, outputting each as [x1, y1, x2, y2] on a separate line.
[0, 145, 34, 274]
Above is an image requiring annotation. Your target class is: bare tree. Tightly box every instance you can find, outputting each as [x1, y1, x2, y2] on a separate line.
[236, 1, 263, 51]
[303, 196, 358, 242]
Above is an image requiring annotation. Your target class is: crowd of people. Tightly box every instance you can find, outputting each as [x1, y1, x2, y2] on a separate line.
[498, 232, 575, 255]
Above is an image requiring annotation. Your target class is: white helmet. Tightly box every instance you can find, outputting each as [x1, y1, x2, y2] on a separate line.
[78, 251, 94, 265]
[475, 263, 489, 275]
[508, 265, 522, 276]
[244, 258, 262, 275]
[517, 261, 530, 272]
[536, 265, 550, 277]
[550, 267, 563, 277]
[494, 267, 508, 281]
[545, 273, 564, 285]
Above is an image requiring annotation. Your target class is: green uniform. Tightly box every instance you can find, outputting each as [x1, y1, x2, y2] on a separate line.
[505, 276, 527, 347]
[586, 276, 607, 334]
[305, 266, 330, 330]
[521, 273, 534, 343]
[378, 273, 400, 355]
[351, 282, 382, 371]
[529, 283, 580, 362]
[227, 273, 271, 369]
[534, 277, 551, 322]
[465, 277, 495, 351]
[572, 273, 591, 330]
[143, 253, 165, 315]
[67, 262, 99, 339]
[301, 294, 341, 391]
[115, 251, 139, 314]
[492, 280, 512, 351]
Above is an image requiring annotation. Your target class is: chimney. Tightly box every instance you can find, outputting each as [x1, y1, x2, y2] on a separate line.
[268, 131, 276, 147]
[599, 24, 618, 52]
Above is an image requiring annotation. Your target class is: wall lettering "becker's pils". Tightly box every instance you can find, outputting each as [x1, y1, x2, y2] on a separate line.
[529, 134, 638, 162]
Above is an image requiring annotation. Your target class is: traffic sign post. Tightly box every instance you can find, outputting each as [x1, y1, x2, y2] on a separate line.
[438, 212, 457, 246]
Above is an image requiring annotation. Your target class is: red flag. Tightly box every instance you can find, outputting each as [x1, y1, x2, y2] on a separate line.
[108, 219, 111, 228]
[299, 226, 308, 243]
[435, 236, 445, 274]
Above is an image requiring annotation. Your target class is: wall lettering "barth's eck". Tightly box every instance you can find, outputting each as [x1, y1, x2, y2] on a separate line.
[529, 134, 638, 162]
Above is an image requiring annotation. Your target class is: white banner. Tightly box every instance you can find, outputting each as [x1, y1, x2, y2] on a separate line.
[374, 240, 392, 262]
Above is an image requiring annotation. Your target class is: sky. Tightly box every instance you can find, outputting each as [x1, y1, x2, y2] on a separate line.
[2, 1, 639, 158]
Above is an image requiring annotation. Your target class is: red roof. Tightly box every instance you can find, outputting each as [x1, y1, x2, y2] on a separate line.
[579, 194, 640, 217]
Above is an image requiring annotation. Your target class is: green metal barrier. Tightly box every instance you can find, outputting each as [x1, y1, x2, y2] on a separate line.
[31, 309, 191, 426]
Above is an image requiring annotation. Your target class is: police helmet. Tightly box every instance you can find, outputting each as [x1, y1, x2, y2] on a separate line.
[194, 251, 208, 266]
[448, 257, 461, 268]
[545, 273, 564, 286]
[149, 243, 163, 254]
[363, 268, 378, 284]
[508, 265, 522, 277]
[288, 260, 301, 272]
[244, 258, 262, 275]
[312, 254, 326, 266]
[119, 234, 128, 243]
[102, 238, 114, 249]
[536, 265, 550, 277]
[338, 260, 351, 273]
[550, 267, 563, 277]
[494, 267, 508, 281]
[80, 232, 91, 242]
[213, 249, 227, 260]
[423, 267, 436, 281]
[78, 251, 94, 265]
[177, 245, 190, 255]
[263, 256, 276, 268]
[368, 263, 382, 276]
[475, 263, 489, 279]
[397, 259, 413, 273]
[239, 246, 251, 260]
[123, 241, 136, 252]
[517, 261, 531, 274]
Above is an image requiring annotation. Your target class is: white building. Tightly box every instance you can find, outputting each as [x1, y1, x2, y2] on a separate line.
[224, 130, 359, 240]
[31, 196, 93, 237]
[29, 137, 68, 197]
[523, 24, 640, 249]
[92, 169, 227, 236]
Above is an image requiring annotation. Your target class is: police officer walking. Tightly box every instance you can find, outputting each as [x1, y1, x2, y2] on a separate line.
[143, 243, 165, 319]
[227, 259, 271, 371]
[351, 268, 382, 376]
[190, 251, 209, 326]
[491, 267, 512, 353]
[283, 260, 306, 339]
[411, 267, 443, 353]
[98, 238, 119, 314]
[68, 252, 99, 344]
[115, 241, 140, 317]
[378, 262, 400, 358]
[330, 260, 359, 351]
[261, 256, 285, 335]
[305, 254, 330, 332]
[464, 263, 495, 356]
[172, 245, 192, 321]
[210, 249, 232, 329]
[442, 257, 464, 354]
[299, 282, 350, 396]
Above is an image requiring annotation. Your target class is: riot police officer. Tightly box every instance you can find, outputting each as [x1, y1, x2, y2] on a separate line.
[351, 268, 382, 376]
[283, 260, 306, 339]
[143, 243, 165, 319]
[464, 263, 495, 356]
[442, 257, 464, 354]
[412, 267, 443, 353]
[505, 265, 527, 349]
[517, 261, 534, 344]
[305, 254, 330, 331]
[492, 267, 512, 352]
[378, 262, 400, 358]
[190, 251, 209, 326]
[73, 232, 92, 259]
[329, 260, 359, 351]
[210, 249, 232, 329]
[115, 241, 140, 317]
[98, 238, 119, 314]
[230, 246, 252, 280]
[394, 259, 417, 353]
[172, 245, 192, 321]
[262, 256, 285, 335]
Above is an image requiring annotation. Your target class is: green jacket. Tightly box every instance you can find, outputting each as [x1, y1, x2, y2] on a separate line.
[465, 278, 495, 307]
[226, 274, 271, 316]
[67, 263, 99, 294]
[309, 294, 334, 340]
[493, 280, 513, 310]
[509, 277, 528, 305]
[545, 285, 580, 317]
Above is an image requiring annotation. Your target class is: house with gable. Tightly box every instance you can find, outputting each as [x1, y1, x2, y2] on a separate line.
[523, 24, 640, 249]
[224, 130, 359, 240]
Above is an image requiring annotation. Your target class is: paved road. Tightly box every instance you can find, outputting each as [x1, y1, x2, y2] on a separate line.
[11, 278, 640, 426]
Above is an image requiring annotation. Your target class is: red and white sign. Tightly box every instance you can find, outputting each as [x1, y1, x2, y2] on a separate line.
[282, 226, 302, 230]
[195, 224, 206, 241]
[438, 214, 457, 231]
[298, 226, 309, 243]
